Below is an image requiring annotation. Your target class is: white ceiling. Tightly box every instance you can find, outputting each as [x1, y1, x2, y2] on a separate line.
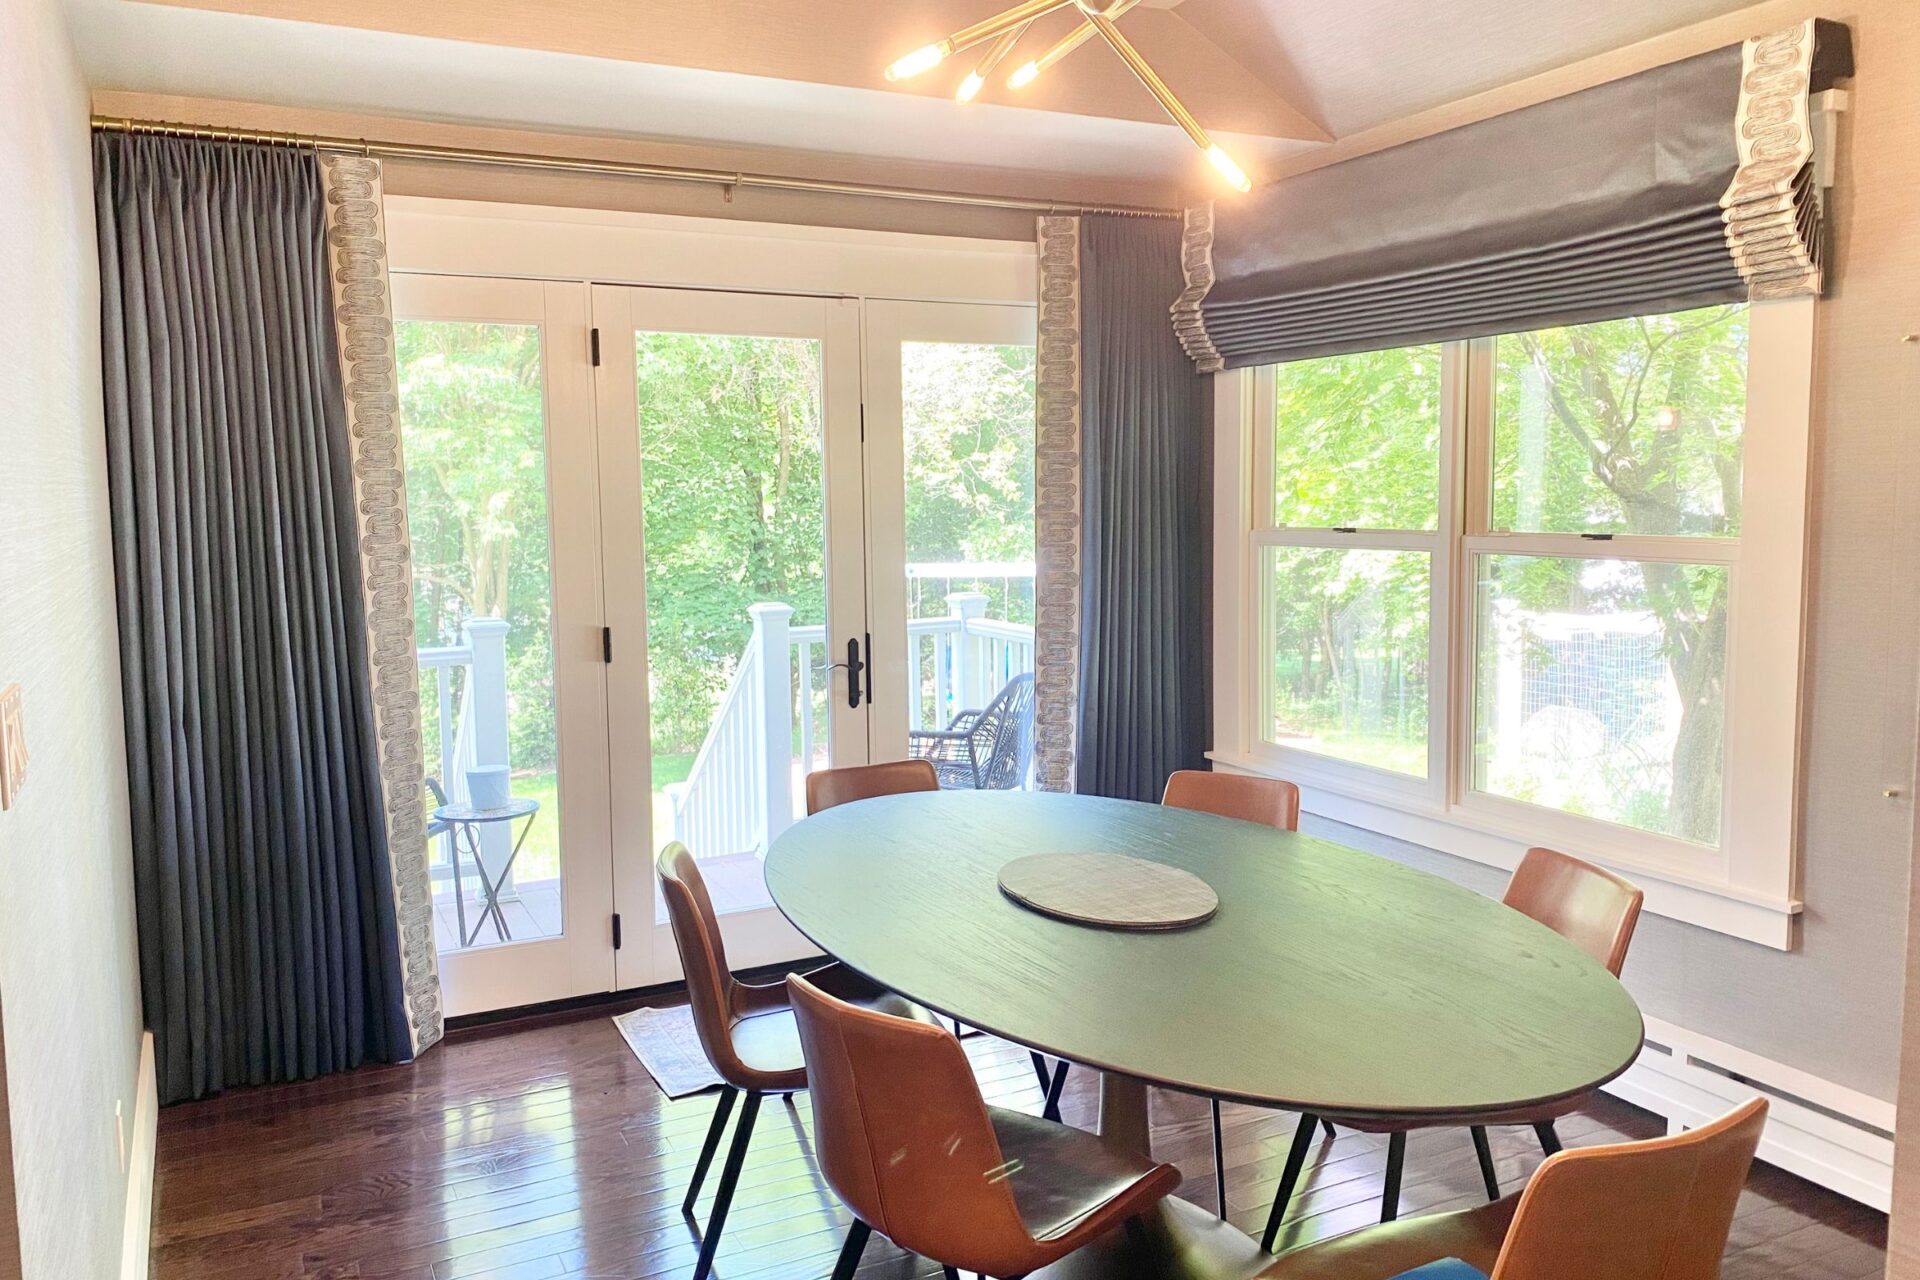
[66, 0, 1767, 192]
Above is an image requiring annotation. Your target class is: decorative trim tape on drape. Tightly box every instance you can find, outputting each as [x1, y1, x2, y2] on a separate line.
[1175, 19, 1852, 371]
[1032, 215, 1083, 794]
[318, 154, 443, 1057]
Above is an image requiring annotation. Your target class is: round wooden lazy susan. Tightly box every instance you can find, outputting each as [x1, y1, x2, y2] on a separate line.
[996, 851, 1219, 931]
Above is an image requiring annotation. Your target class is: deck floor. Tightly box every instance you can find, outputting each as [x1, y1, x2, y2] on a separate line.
[148, 994, 1889, 1280]
[433, 855, 771, 953]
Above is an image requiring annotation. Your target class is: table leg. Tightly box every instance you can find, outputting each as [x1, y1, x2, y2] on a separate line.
[1097, 1071, 1153, 1157]
[448, 829, 469, 947]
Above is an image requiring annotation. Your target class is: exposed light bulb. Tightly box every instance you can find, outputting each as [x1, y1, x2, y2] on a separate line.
[1206, 144, 1252, 193]
[957, 71, 986, 103]
[886, 42, 949, 81]
[1008, 60, 1041, 89]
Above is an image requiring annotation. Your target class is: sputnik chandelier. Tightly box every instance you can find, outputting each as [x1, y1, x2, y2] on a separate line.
[884, 0, 1253, 192]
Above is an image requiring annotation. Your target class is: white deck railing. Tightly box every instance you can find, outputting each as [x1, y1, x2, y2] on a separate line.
[667, 592, 1035, 862]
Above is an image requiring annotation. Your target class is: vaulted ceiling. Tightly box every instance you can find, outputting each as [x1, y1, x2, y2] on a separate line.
[69, 0, 1767, 198]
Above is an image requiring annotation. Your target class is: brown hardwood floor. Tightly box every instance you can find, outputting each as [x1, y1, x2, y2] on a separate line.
[150, 996, 1889, 1280]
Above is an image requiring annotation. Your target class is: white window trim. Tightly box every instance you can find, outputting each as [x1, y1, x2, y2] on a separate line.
[1210, 297, 1817, 950]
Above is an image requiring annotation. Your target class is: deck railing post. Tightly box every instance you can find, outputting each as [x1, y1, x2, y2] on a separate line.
[749, 603, 796, 850]
[946, 592, 990, 715]
[462, 617, 515, 893]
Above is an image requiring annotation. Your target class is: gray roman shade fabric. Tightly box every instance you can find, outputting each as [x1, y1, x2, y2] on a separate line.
[95, 134, 413, 1103]
[1175, 18, 1853, 370]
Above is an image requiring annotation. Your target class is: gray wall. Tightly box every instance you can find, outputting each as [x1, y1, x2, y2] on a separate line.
[1301, 0, 1919, 1106]
[0, 0, 148, 1276]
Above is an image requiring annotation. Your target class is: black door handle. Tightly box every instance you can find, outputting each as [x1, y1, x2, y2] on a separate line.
[845, 636, 865, 709]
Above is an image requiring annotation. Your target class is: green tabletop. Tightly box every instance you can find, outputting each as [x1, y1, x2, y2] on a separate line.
[765, 789, 1643, 1121]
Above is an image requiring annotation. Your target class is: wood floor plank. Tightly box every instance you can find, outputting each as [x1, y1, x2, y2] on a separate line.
[150, 997, 1886, 1280]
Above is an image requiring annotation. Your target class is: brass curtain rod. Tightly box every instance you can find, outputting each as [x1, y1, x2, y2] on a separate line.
[90, 115, 1181, 219]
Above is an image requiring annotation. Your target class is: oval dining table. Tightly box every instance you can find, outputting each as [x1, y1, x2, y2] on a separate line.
[764, 789, 1645, 1274]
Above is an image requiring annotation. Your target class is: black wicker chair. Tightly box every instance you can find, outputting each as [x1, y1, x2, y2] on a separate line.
[909, 673, 1036, 791]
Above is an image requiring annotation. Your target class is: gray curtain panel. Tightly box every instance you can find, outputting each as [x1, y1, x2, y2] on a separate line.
[1176, 18, 1853, 370]
[1075, 215, 1209, 801]
[95, 133, 411, 1104]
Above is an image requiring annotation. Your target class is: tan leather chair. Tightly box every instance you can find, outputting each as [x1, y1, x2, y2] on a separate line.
[1161, 768, 1308, 1218]
[1164, 769, 1302, 831]
[1257, 1097, 1767, 1280]
[805, 757, 938, 815]
[788, 971, 1184, 1280]
[656, 843, 934, 1280]
[1264, 847, 1645, 1249]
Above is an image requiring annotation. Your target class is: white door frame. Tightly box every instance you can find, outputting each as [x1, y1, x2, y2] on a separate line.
[862, 300, 1040, 763]
[592, 285, 868, 990]
[390, 272, 618, 1016]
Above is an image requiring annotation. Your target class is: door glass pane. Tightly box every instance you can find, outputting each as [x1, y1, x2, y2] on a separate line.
[1272, 345, 1441, 531]
[397, 320, 564, 953]
[636, 332, 827, 918]
[901, 340, 1038, 790]
[1262, 547, 1430, 775]
[1472, 554, 1727, 844]
[1491, 305, 1748, 537]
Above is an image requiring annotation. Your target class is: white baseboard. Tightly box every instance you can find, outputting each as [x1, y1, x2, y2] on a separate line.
[1604, 1017, 1895, 1211]
[119, 1033, 155, 1280]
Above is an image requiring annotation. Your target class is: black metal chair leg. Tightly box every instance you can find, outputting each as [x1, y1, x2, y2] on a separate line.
[1211, 1098, 1228, 1218]
[1469, 1125, 1500, 1200]
[682, 1086, 739, 1215]
[1380, 1131, 1407, 1222]
[1043, 1058, 1069, 1122]
[693, 1089, 761, 1280]
[1534, 1119, 1563, 1156]
[1321, 1119, 1338, 1140]
[829, 1219, 871, 1280]
[1261, 1112, 1321, 1253]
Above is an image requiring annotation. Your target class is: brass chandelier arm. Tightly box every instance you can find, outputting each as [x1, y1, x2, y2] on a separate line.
[959, 19, 1036, 102]
[1079, 4, 1210, 151]
[1010, 0, 1140, 88]
[888, 0, 1077, 80]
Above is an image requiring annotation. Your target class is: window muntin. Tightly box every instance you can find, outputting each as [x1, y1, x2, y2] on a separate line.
[1263, 547, 1430, 776]
[1491, 307, 1748, 538]
[1470, 554, 1727, 845]
[1273, 345, 1442, 531]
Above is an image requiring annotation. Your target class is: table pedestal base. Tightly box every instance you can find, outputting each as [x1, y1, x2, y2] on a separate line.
[1098, 1070, 1154, 1156]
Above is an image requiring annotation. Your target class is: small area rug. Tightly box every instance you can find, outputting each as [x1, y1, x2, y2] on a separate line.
[613, 1005, 723, 1098]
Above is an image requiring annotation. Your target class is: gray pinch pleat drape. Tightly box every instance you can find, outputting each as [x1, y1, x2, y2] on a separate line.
[1075, 215, 1210, 801]
[95, 133, 412, 1103]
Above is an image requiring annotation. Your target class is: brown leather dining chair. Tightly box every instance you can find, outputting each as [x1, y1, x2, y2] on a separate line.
[788, 971, 1185, 1280]
[656, 842, 936, 1280]
[1255, 1096, 1767, 1280]
[805, 757, 938, 815]
[1263, 846, 1645, 1249]
[1158, 769, 1309, 1217]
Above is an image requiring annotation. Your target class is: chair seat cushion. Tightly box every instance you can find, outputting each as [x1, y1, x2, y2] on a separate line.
[987, 1106, 1182, 1243]
[1257, 1196, 1518, 1280]
[727, 965, 935, 1090]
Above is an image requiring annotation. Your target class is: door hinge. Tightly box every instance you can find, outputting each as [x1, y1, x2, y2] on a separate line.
[590, 327, 602, 367]
[612, 912, 623, 951]
[602, 626, 613, 663]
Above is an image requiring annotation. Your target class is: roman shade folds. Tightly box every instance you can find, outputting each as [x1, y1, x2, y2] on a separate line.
[1174, 18, 1853, 370]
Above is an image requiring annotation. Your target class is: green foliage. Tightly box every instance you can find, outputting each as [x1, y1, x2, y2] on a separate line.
[1273, 345, 1441, 531]
[398, 321, 558, 771]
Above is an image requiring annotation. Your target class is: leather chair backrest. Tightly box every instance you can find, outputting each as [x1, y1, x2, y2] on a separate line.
[805, 758, 939, 815]
[1492, 1097, 1767, 1280]
[1503, 848, 1644, 976]
[656, 842, 750, 1085]
[787, 973, 1039, 1277]
[1163, 769, 1302, 832]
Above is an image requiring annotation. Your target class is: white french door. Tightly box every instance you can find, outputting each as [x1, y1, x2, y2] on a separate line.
[390, 273, 618, 1016]
[591, 286, 871, 988]
[391, 271, 1037, 1015]
[863, 301, 1041, 773]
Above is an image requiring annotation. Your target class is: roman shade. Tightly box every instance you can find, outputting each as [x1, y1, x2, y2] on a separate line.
[1174, 18, 1853, 371]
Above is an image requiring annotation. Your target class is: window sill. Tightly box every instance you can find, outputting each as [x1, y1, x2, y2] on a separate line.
[1207, 749, 1801, 950]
